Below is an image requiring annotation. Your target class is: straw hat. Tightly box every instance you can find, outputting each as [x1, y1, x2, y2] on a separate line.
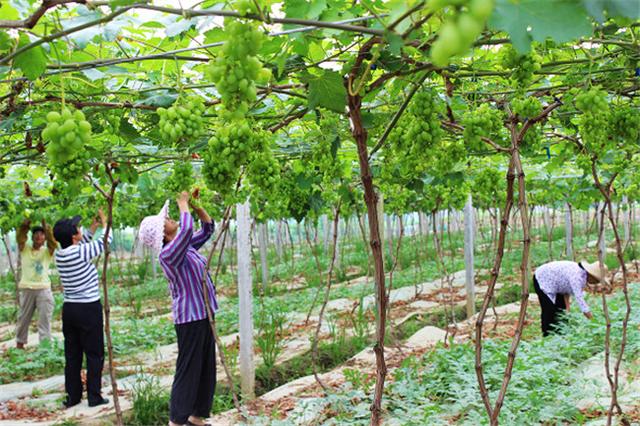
[138, 200, 170, 253]
[579, 260, 610, 285]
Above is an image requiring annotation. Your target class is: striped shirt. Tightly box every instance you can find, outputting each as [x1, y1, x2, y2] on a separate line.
[55, 230, 112, 303]
[159, 212, 218, 324]
[534, 261, 590, 313]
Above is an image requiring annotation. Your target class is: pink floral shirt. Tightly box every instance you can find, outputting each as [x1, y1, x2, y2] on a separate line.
[534, 261, 590, 313]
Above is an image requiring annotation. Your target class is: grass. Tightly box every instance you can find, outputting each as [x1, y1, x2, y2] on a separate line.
[127, 374, 170, 426]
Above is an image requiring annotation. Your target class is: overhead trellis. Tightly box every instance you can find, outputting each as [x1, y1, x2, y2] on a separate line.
[0, 1, 639, 425]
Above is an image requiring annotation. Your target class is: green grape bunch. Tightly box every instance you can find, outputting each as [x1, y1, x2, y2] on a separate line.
[404, 89, 445, 150]
[203, 120, 263, 195]
[392, 89, 444, 158]
[166, 161, 195, 194]
[512, 97, 543, 152]
[512, 97, 542, 120]
[462, 103, 504, 151]
[41, 107, 92, 180]
[611, 105, 640, 143]
[498, 45, 542, 87]
[430, 0, 495, 68]
[156, 96, 207, 144]
[206, 17, 271, 120]
[310, 113, 345, 183]
[247, 148, 280, 195]
[575, 87, 610, 152]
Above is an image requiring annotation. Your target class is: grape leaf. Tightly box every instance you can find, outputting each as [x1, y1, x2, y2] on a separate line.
[307, 71, 347, 113]
[490, 0, 593, 53]
[0, 31, 14, 52]
[283, 0, 327, 29]
[583, 0, 640, 22]
[384, 30, 404, 56]
[13, 34, 47, 81]
[0, 2, 19, 20]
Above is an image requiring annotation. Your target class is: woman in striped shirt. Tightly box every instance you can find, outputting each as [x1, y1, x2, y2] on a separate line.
[53, 209, 111, 409]
[139, 192, 217, 426]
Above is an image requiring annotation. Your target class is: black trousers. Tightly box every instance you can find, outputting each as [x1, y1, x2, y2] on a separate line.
[533, 276, 567, 336]
[62, 301, 105, 404]
[170, 318, 216, 424]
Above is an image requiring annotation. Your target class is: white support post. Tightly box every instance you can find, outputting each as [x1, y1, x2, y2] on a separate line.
[275, 220, 283, 260]
[237, 201, 255, 399]
[386, 214, 393, 259]
[322, 214, 330, 253]
[334, 212, 342, 271]
[623, 195, 630, 245]
[598, 202, 607, 257]
[258, 222, 268, 294]
[565, 202, 573, 260]
[464, 194, 475, 318]
[149, 246, 158, 279]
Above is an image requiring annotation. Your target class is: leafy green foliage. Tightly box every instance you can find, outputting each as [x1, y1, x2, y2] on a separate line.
[13, 34, 47, 81]
[0, 339, 64, 384]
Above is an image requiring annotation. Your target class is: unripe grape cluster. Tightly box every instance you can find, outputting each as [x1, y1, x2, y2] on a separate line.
[512, 97, 543, 152]
[203, 121, 261, 194]
[247, 148, 280, 195]
[206, 18, 270, 120]
[575, 87, 610, 151]
[404, 90, 444, 150]
[166, 161, 195, 194]
[430, 0, 494, 67]
[462, 104, 504, 151]
[498, 45, 542, 87]
[390, 89, 444, 159]
[157, 97, 206, 144]
[512, 97, 541, 120]
[310, 114, 344, 183]
[611, 105, 640, 143]
[41, 107, 92, 180]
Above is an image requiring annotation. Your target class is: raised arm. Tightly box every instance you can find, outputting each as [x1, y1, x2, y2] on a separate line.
[16, 219, 30, 252]
[78, 231, 113, 262]
[43, 220, 57, 256]
[160, 193, 193, 267]
[79, 208, 111, 262]
[190, 204, 214, 250]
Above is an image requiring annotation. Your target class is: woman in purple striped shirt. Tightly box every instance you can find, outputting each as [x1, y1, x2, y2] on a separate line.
[139, 192, 217, 426]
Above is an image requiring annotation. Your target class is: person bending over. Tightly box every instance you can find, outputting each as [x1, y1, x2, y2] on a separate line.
[533, 260, 607, 336]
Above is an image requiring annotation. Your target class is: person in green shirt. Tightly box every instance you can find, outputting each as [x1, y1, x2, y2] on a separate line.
[15, 218, 57, 349]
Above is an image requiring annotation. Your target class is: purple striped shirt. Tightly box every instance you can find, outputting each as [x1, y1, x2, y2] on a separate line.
[159, 212, 218, 324]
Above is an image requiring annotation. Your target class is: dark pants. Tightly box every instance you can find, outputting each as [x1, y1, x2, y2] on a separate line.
[170, 318, 216, 424]
[533, 276, 567, 336]
[62, 301, 105, 404]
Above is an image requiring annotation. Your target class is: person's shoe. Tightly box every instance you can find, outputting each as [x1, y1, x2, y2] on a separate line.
[62, 398, 81, 409]
[186, 421, 211, 426]
[16, 342, 25, 350]
[88, 397, 109, 407]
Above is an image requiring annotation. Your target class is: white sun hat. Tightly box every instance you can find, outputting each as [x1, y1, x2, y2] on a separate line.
[138, 200, 170, 253]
